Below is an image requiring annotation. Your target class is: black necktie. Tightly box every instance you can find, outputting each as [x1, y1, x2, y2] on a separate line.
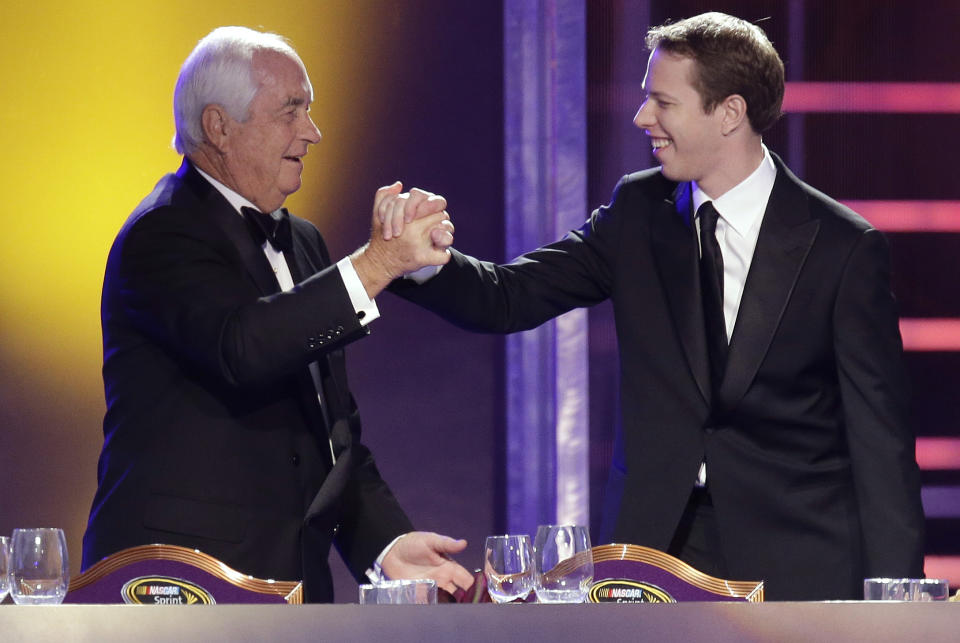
[241, 206, 293, 254]
[698, 201, 728, 394]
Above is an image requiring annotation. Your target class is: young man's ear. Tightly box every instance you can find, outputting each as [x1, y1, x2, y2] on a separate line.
[719, 94, 748, 136]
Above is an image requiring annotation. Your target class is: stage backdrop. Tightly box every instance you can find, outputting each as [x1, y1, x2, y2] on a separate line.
[0, 0, 503, 601]
[4, 0, 958, 602]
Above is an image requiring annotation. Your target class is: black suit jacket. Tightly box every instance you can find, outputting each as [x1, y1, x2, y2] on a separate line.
[394, 153, 924, 600]
[83, 161, 413, 602]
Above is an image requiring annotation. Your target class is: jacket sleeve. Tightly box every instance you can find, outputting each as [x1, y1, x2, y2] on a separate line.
[108, 205, 367, 388]
[833, 227, 925, 576]
[390, 177, 633, 333]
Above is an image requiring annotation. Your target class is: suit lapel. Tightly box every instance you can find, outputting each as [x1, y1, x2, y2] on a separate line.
[651, 182, 711, 405]
[182, 162, 346, 454]
[319, 353, 354, 456]
[285, 227, 317, 284]
[719, 158, 820, 408]
[179, 161, 281, 296]
[284, 220, 354, 455]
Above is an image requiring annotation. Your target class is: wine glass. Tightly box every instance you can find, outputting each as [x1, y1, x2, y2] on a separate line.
[484, 535, 534, 603]
[533, 524, 593, 603]
[9, 528, 70, 605]
[0, 536, 10, 603]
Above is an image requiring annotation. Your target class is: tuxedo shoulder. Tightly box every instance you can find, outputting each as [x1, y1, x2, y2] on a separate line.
[123, 168, 209, 225]
[604, 167, 677, 208]
[287, 211, 323, 237]
[770, 151, 875, 236]
[113, 171, 229, 256]
[129, 172, 182, 218]
[798, 180, 875, 235]
[618, 167, 675, 193]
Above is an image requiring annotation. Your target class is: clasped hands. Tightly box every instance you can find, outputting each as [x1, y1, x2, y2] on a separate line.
[351, 182, 453, 298]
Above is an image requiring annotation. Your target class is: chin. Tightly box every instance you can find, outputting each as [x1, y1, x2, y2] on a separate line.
[279, 175, 303, 195]
[659, 163, 692, 184]
[660, 165, 682, 181]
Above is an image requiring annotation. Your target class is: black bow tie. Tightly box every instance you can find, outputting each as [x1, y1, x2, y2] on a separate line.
[241, 206, 293, 254]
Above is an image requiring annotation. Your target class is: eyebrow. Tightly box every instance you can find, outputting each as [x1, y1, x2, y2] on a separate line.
[282, 96, 308, 108]
[646, 90, 677, 101]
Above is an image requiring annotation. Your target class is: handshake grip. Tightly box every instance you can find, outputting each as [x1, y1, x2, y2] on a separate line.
[350, 182, 455, 299]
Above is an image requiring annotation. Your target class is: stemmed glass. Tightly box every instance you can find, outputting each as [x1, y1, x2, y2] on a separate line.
[0, 536, 10, 603]
[533, 524, 593, 603]
[8, 528, 70, 605]
[483, 535, 535, 603]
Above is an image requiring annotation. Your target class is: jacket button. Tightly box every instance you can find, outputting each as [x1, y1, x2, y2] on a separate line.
[292, 453, 300, 466]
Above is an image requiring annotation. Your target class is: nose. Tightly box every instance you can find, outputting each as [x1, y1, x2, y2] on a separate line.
[633, 100, 653, 130]
[302, 113, 322, 144]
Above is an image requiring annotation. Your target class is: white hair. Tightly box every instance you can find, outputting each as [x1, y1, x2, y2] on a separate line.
[172, 26, 301, 155]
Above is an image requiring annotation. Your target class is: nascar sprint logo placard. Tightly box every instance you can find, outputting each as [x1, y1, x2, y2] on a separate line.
[121, 576, 215, 605]
[588, 579, 675, 603]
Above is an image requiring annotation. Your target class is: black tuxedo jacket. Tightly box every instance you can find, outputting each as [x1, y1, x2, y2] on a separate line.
[395, 153, 924, 600]
[83, 161, 413, 602]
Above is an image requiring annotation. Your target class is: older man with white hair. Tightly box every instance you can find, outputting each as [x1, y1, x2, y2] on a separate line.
[82, 26, 469, 602]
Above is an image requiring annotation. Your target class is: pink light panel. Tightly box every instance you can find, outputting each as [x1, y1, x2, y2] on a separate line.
[900, 319, 960, 352]
[784, 82, 960, 113]
[916, 437, 960, 470]
[843, 201, 960, 232]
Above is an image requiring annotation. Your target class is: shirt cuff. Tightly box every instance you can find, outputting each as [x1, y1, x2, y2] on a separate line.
[365, 533, 407, 584]
[405, 264, 442, 284]
[337, 256, 380, 326]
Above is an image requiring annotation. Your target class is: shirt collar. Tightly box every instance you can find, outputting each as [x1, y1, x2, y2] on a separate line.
[193, 164, 259, 216]
[692, 144, 777, 236]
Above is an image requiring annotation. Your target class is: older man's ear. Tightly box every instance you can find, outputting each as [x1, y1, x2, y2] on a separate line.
[200, 104, 231, 151]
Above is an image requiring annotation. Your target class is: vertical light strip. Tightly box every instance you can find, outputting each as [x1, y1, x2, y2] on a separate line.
[551, 1, 589, 527]
[504, 0, 556, 535]
[786, 0, 806, 177]
[504, 0, 589, 534]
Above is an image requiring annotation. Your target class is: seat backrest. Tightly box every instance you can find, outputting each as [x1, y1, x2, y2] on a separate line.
[587, 543, 763, 602]
[66, 544, 302, 604]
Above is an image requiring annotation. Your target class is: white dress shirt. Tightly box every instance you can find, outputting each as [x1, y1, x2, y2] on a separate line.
[692, 145, 777, 340]
[691, 145, 778, 485]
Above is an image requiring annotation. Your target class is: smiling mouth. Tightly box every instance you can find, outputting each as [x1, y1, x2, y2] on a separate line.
[650, 137, 672, 152]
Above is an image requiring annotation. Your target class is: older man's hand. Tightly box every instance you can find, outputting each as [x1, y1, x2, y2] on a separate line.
[351, 182, 455, 298]
[380, 531, 474, 596]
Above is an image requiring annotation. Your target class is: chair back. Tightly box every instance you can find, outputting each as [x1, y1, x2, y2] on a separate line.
[66, 544, 302, 604]
[588, 543, 763, 602]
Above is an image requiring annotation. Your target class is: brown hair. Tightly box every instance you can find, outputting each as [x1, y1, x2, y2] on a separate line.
[646, 12, 784, 133]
